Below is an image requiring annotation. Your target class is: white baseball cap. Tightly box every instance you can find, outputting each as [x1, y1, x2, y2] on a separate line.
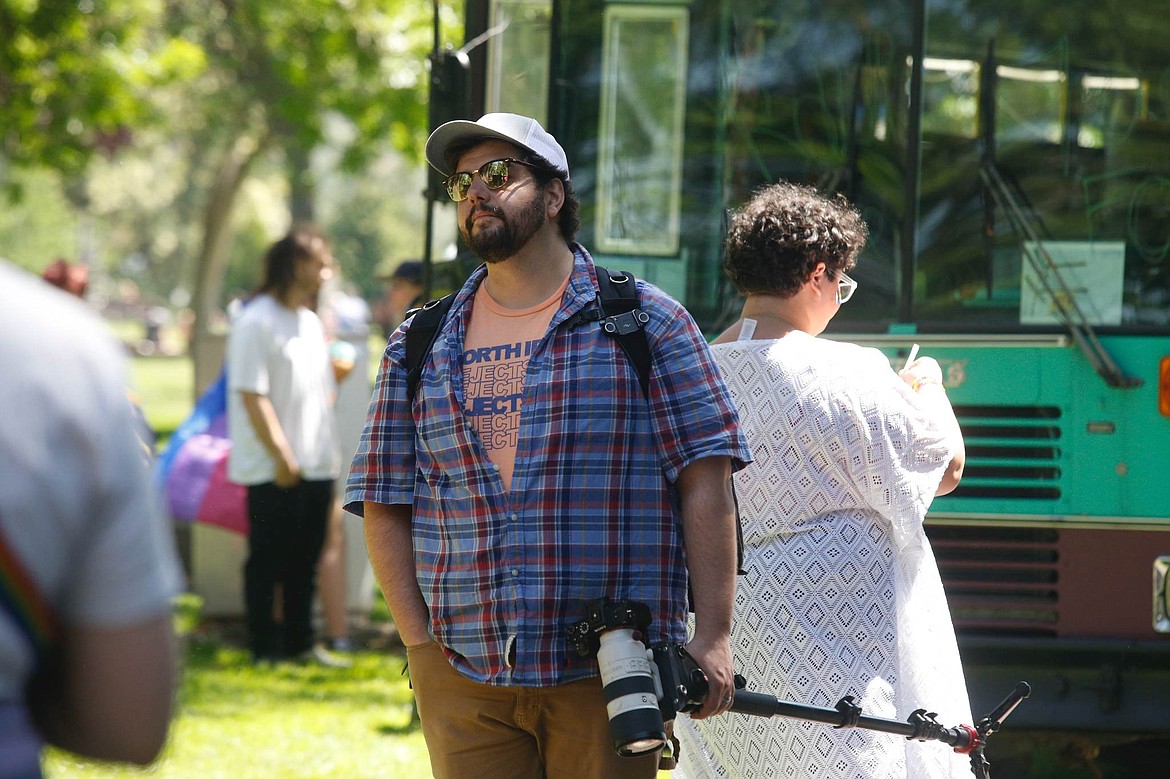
[425, 113, 570, 181]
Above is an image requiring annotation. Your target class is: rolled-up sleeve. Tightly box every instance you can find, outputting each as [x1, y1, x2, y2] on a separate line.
[641, 285, 751, 482]
[343, 324, 416, 516]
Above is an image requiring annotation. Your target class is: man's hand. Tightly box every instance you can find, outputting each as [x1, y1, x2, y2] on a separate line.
[240, 390, 301, 487]
[676, 455, 738, 719]
[685, 631, 735, 719]
[274, 452, 301, 488]
[364, 502, 432, 647]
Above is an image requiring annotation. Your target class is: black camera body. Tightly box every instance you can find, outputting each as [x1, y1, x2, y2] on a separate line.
[650, 641, 709, 718]
[568, 598, 710, 757]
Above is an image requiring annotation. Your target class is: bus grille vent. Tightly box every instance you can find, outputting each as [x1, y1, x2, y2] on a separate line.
[926, 524, 1060, 637]
[949, 405, 1062, 500]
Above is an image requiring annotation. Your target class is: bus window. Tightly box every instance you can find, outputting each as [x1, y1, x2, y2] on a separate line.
[917, 0, 1170, 330]
[595, 4, 689, 257]
[995, 64, 1066, 146]
[484, 0, 552, 123]
[1075, 74, 1144, 151]
[921, 57, 980, 140]
[715, 2, 912, 332]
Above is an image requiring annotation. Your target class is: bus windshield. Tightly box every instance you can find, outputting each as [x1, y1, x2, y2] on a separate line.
[706, 0, 1170, 333]
[482, 0, 1169, 335]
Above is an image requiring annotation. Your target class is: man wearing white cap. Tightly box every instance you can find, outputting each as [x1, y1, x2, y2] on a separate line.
[346, 113, 750, 778]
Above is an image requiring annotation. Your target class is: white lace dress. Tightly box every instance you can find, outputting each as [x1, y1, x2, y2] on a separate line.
[676, 331, 973, 779]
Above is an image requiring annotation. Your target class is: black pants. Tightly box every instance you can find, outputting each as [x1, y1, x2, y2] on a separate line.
[244, 479, 333, 660]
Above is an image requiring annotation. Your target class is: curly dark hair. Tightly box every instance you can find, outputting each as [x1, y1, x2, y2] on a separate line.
[723, 181, 868, 297]
[444, 138, 580, 242]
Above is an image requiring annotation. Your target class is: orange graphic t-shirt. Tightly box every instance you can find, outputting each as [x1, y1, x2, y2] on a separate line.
[461, 276, 570, 490]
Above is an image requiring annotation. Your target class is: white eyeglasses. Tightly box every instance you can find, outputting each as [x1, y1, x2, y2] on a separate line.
[833, 271, 858, 304]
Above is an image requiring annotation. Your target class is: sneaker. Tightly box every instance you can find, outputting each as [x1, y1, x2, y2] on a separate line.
[327, 637, 356, 653]
[295, 645, 353, 669]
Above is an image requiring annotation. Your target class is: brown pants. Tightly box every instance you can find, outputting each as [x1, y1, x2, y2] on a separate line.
[407, 641, 662, 779]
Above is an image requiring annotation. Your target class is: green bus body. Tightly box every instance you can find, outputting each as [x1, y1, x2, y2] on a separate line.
[881, 334, 1166, 524]
[447, 0, 1170, 759]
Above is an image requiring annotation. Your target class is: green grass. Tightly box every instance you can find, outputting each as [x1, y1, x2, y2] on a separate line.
[43, 638, 431, 778]
[129, 355, 195, 444]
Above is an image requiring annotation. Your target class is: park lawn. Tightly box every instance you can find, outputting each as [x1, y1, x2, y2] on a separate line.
[129, 355, 194, 444]
[43, 639, 431, 779]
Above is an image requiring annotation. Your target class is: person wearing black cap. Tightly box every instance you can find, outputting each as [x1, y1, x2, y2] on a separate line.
[375, 260, 425, 338]
[345, 113, 751, 778]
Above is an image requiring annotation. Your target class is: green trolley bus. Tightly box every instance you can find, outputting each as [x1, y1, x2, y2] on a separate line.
[428, 0, 1170, 772]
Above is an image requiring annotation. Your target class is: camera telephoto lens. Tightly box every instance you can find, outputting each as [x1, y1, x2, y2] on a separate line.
[596, 629, 666, 756]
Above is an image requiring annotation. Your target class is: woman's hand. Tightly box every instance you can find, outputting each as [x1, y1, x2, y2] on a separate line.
[899, 355, 945, 393]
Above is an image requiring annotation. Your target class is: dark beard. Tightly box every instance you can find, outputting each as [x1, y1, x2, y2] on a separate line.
[463, 193, 547, 264]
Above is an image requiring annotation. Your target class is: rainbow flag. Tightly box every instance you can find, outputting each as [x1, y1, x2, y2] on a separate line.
[0, 527, 59, 659]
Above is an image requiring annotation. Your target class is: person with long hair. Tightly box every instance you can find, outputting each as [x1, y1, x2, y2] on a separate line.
[226, 224, 344, 664]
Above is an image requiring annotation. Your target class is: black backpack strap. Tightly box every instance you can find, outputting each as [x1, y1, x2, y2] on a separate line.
[593, 265, 652, 400]
[404, 293, 457, 402]
[593, 267, 747, 586]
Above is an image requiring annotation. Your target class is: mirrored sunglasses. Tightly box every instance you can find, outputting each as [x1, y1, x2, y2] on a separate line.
[444, 158, 536, 202]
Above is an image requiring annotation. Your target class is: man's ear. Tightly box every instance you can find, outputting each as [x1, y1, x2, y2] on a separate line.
[544, 177, 566, 220]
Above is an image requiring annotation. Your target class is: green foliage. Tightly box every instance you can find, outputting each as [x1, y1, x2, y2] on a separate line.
[321, 156, 428, 302]
[163, 0, 442, 170]
[0, 167, 79, 270]
[0, 0, 181, 186]
[221, 219, 277, 304]
[1, 0, 463, 313]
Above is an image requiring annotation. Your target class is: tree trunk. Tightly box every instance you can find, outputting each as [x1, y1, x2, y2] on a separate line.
[286, 142, 315, 224]
[189, 133, 266, 396]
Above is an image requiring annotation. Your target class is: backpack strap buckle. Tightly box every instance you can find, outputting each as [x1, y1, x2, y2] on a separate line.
[601, 308, 650, 336]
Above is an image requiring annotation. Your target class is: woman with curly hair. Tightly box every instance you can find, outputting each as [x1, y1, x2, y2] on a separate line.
[676, 182, 972, 778]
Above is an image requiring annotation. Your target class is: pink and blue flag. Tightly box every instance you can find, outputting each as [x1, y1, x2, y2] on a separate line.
[154, 370, 248, 535]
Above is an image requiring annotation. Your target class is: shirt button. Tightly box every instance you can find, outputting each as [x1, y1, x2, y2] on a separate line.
[511, 568, 520, 577]
[509, 512, 518, 522]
